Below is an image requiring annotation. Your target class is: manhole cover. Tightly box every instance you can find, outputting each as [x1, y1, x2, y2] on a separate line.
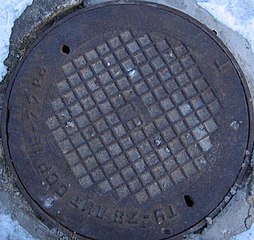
[2, 2, 253, 240]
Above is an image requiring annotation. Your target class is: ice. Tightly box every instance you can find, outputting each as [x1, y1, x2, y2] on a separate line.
[0, 210, 33, 240]
[197, 0, 254, 52]
[231, 223, 254, 240]
[0, 0, 33, 80]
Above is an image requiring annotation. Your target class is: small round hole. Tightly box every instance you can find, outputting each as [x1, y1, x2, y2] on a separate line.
[184, 195, 194, 207]
[62, 45, 70, 54]
[161, 228, 171, 234]
[212, 30, 217, 35]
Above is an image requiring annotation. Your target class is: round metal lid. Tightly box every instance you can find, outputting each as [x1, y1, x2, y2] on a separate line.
[2, 2, 253, 240]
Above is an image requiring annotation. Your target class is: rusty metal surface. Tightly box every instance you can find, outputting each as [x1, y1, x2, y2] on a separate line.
[2, 2, 253, 240]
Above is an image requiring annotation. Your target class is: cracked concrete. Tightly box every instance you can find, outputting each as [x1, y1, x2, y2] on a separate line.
[1, 0, 254, 239]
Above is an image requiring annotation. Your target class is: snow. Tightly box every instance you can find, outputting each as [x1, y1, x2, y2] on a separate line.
[232, 224, 254, 240]
[0, 0, 254, 239]
[0, 210, 33, 240]
[0, 0, 33, 80]
[197, 0, 254, 52]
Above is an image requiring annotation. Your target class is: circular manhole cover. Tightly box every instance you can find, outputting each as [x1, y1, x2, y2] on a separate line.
[2, 2, 253, 240]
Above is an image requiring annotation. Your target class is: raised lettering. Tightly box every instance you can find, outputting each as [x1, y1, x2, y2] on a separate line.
[95, 206, 108, 219]
[168, 205, 177, 219]
[28, 95, 40, 104]
[32, 77, 42, 87]
[154, 209, 166, 224]
[70, 196, 82, 209]
[55, 184, 68, 197]
[38, 163, 52, 174]
[80, 200, 94, 215]
[39, 68, 46, 77]
[214, 59, 231, 73]
[127, 211, 139, 224]
[114, 210, 124, 224]
[46, 173, 58, 186]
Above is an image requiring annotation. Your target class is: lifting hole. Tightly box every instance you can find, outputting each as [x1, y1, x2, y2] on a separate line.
[62, 45, 70, 54]
[184, 195, 194, 207]
[213, 30, 217, 35]
[161, 228, 171, 234]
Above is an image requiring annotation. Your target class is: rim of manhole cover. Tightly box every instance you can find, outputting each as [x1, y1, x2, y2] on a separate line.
[2, 2, 254, 240]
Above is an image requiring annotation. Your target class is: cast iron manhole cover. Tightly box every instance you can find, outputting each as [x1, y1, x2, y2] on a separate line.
[2, 2, 253, 240]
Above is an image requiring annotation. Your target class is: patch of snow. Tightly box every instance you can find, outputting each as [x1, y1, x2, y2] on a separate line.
[0, 0, 33, 80]
[165, 147, 170, 153]
[43, 196, 58, 209]
[230, 120, 240, 131]
[197, 0, 254, 51]
[43, 197, 54, 209]
[66, 121, 75, 128]
[128, 69, 137, 79]
[154, 139, 163, 146]
[0, 210, 33, 240]
[231, 223, 254, 240]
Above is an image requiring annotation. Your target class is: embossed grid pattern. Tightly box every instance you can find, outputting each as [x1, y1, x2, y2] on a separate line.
[47, 31, 221, 203]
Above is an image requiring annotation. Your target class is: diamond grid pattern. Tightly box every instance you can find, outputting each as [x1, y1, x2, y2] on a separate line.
[46, 31, 221, 203]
